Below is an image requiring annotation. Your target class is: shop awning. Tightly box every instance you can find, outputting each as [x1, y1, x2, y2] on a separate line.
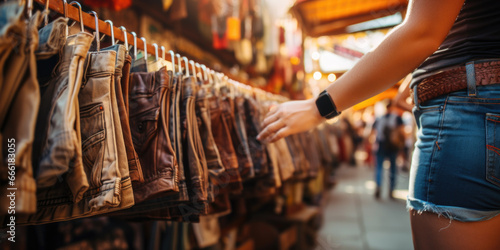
[291, 0, 408, 37]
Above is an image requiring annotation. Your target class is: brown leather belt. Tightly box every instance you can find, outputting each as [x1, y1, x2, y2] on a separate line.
[411, 60, 500, 104]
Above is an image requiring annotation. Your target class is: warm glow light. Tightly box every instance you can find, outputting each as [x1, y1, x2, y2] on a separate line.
[290, 56, 301, 65]
[328, 73, 337, 82]
[313, 71, 322, 80]
[311, 51, 320, 60]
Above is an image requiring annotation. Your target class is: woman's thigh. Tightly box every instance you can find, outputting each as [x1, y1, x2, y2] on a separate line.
[410, 211, 500, 250]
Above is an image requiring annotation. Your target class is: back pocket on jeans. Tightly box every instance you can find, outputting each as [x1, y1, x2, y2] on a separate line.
[486, 113, 500, 186]
[80, 102, 106, 181]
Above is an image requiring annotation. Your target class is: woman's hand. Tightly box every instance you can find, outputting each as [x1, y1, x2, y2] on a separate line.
[257, 99, 325, 143]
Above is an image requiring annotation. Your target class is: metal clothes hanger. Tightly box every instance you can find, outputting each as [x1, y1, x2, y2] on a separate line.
[182, 56, 189, 77]
[119, 26, 128, 53]
[201, 64, 208, 82]
[69, 1, 84, 32]
[26, 0, 33, 19]
[131, 31, 137, 58]
[169, 50, 176, 74]
[195, 62, 202, 82]
[88, 11, 99, 51]
[104, 20, 115, 45]
[176, 53, 182, 74]
[161, 46, 165, 61]
[152, 43, 158, 62]
[62, 0, 69, 36]
[140, 37, 147, 60]
[189, 60, 196, 78]
[208, 69, 215, 86]
[43, 0, 50, 26]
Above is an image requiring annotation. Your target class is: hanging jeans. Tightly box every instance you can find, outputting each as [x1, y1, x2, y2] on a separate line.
[233, 96, 255, 180]
[128, 67, 178, 203]
[17, 31, 93, 224]
[209, 95, 242, 188]
[102, 44, 144, 183]
[0, 3, 41, 215]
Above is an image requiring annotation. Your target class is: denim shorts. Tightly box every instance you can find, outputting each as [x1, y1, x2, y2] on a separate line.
[408, 83, 500, 222]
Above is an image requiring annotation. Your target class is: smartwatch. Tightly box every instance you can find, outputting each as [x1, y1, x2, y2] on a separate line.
[315, 90, 341, 119]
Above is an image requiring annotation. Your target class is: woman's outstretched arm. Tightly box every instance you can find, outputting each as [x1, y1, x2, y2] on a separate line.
[257, 0, 465, 143]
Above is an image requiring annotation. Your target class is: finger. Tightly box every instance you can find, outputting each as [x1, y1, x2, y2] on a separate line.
[268, 127, 288, 143]
[261, 105, 279, 122]
[261, 110, 280, 129]
[257, 119, 286, 142]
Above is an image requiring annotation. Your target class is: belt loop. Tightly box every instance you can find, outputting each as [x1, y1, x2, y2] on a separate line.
[466, 61, 477, 96]
[413, 85, 420, 110]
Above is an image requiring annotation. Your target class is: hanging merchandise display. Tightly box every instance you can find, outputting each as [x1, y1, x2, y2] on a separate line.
[0, 0, 340, 248]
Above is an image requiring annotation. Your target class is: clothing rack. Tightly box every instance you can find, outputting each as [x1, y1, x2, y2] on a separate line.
[31, 0, 288, 102]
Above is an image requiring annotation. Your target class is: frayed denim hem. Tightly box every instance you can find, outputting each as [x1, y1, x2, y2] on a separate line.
[406, 197, 500, 222]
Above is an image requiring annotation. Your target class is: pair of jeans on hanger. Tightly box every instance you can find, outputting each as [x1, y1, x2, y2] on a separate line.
[0, 2, 40, 216]
[18, 19, 135, 224]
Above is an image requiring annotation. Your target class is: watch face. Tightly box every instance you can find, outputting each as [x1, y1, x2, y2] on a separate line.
[316, 92, 335, 117]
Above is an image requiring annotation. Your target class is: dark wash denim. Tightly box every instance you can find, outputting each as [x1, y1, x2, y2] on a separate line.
[243, 98, 268, 176]
[0, 3, 40, 215]
[234, 96, 255, 180]
[408, 84, 500, 222]
[128, 67, 178, 203]
[180, 76, 208, 206]
[223, 95, 254, 181]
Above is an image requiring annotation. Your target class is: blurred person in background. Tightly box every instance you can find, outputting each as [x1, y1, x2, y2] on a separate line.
[372, 100, 404, 199]
[258, 0, 500, 248]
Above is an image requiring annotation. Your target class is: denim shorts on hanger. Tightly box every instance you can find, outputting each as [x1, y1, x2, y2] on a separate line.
[408, 83, 500, 222]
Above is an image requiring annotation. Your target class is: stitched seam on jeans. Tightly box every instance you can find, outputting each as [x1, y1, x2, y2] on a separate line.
[447, 100, 500, 104]
[426, 97, 446, 201]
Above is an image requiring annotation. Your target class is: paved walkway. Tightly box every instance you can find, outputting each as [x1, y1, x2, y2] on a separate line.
[316, 163, 414, 250]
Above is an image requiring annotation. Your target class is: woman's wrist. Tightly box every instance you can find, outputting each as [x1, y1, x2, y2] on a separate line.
[308, 98, 325, 123]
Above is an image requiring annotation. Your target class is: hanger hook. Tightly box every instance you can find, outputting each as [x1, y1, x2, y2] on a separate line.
[153, 43, 158, 61]
[189, 60, 196, 77]
[26, 0, 33, 19]
[88, 11, 100, 51]
[104, 20, 115, 45]
[201, 64, 208, 81]
[119, 26, 128, 52]
[161, 46, 165, 60]
[169, 50, 176, 74]
[43, 0, 50, 26]
[195, 63, 202, 80]
[62, 0, 69, 36]
[69, 1, 84, 32]
[63, 0, 68, 18]
[176, 54, 182, 74]
[183, 57, 190, 77]
[131, 32, 137, 58]
[140, 37, 147, 60]
[209, 69, 215, 85]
